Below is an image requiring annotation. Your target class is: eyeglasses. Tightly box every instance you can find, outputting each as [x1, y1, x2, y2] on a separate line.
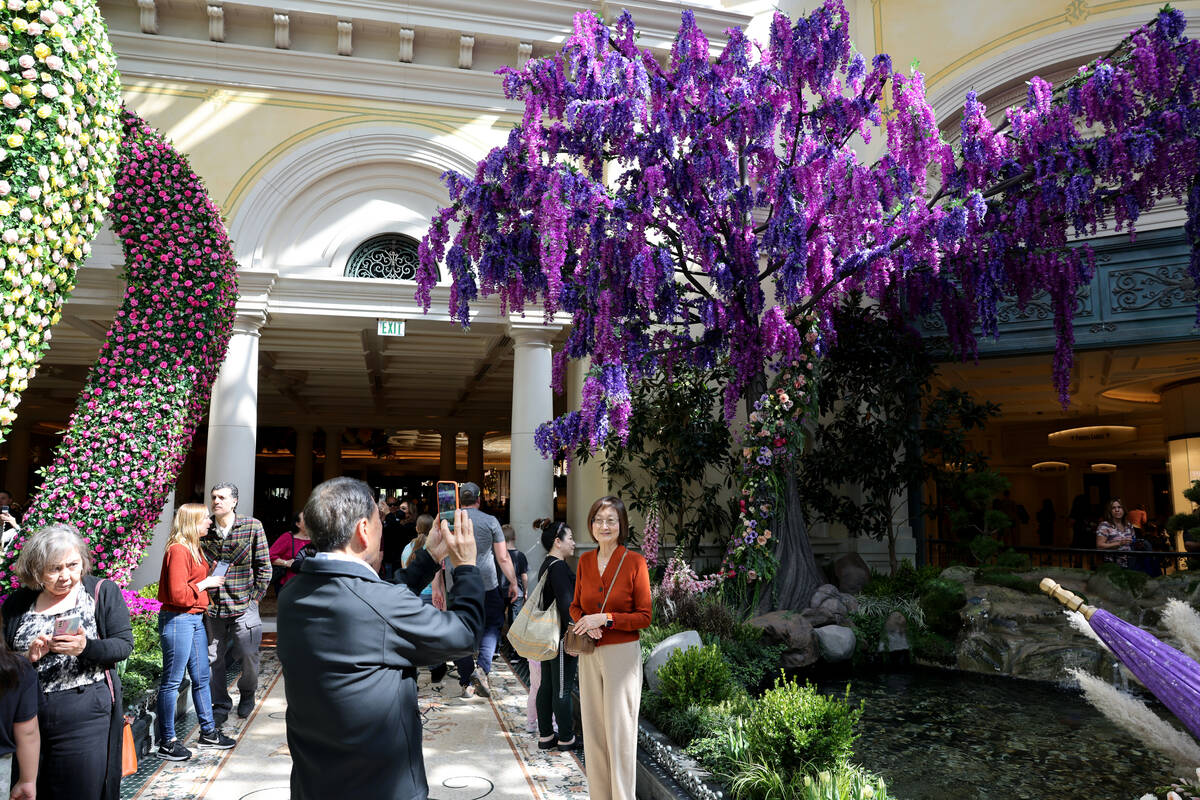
[593, 518, 620, 528]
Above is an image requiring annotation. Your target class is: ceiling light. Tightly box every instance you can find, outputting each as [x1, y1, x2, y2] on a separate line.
[1090, 463, 1117, 473]
[1047, 425, 1137, 447]
[1032, 461, 1069, 473]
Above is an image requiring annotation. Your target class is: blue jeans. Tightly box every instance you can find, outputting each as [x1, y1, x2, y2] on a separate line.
[456, 587, 504, 685]
[157, 611, 216, 741]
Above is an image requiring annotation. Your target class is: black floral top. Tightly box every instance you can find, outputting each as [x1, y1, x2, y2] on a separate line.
[12, 586, 105, 691]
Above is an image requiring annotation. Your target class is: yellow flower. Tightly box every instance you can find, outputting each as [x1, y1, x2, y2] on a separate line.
[20, 85, 37, 99]
[33, 43, 50, 59]
[5, 134, 23, 148]
[0, 202, 11, 216]
[11, 18, 28, 33]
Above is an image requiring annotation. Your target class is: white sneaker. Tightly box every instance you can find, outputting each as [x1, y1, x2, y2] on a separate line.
[461, 684, 476, 699]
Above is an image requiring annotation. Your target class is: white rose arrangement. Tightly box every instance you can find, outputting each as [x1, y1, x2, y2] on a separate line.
[0, 0, 120, 439]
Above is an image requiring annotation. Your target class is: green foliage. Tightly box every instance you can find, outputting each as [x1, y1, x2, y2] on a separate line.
[745, 676, 860, 779]
[578, 367, 736, 556]
[121, 671, 152, 706]
[967, 534, 1001, 565]
[917, 578, 966, 637]
[122, 581, 163, 710]
[644, 690, 751, 746]
[1096, 562, 1150, 595]
[706, 628, 788, 693]
[724, 761, 895, 800]
[794, 300, 933, 573]
[848, 611, 886, 660]
[687, 717, 753, 778]
[995, 548, 1032, 571]
[974, 567, 1039, 594]
[668, 591, 743, 641]
[859, 561, 941, 599]
[1166, 481, 1200, 540]
[658, 644, 734, 711]
[910, 628, 957, 665]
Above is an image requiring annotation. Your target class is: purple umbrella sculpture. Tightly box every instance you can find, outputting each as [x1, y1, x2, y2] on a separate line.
[1041, 578, 1200, 740]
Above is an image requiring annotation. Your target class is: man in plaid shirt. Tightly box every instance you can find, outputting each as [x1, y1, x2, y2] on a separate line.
[201, 481, 271, 724]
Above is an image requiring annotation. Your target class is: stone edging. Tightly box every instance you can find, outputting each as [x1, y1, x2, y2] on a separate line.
[636, 717, 727, 800]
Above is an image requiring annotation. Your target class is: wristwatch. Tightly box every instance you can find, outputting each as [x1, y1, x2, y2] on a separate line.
[604, 613, 614, 628]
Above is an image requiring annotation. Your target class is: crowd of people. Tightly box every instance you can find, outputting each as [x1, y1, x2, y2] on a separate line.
[0, 478, 653, 800]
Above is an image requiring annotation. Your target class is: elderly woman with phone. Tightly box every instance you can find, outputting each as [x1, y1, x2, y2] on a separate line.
[154, 504, 236, 761]
[570, 496, 652, 800]
[1, 524, 133, 800]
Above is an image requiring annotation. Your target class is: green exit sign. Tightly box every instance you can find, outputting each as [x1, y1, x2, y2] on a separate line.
[377, 319, 406, 337]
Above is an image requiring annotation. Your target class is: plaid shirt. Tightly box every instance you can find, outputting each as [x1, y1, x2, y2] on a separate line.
[200, 515, 271, 618]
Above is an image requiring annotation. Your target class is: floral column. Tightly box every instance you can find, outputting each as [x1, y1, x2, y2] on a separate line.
[509, 322, 558, 576]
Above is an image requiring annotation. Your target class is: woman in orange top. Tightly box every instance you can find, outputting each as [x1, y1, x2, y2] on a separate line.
[570, 496, 652, 800]
[155, 504, 234, 761]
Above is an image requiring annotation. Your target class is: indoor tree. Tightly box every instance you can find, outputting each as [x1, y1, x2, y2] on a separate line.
[419, 2, 1200, 609]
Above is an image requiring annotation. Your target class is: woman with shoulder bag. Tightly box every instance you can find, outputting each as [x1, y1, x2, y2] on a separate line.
[269, 513, 311, 592]
[535, 521, 578, 751]
[1, 524, 134, 800]
[569, 496, 652, 800]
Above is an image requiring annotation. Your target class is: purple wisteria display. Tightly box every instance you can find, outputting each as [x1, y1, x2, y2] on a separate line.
[2, 110, 239, 588]
[419, 1, 1200, 606]
[420, 1, 1200, 453]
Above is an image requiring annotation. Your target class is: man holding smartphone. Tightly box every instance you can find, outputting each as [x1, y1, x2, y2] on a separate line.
[277, 477, 484, 800]
[201, 482, 271, 725]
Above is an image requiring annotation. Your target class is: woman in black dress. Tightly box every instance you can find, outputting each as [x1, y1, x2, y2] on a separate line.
[535, 521, 578, 751]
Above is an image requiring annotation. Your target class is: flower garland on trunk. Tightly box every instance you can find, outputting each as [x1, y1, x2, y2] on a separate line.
[0, 0, 121, 440]
[4, 109, 238, 587]
[722, 319, 820, 602]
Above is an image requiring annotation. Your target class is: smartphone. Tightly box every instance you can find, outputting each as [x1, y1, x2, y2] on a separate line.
[53, 614, 82, 637]
[437, 481, 459, 528]
[212, 561, 230, 578]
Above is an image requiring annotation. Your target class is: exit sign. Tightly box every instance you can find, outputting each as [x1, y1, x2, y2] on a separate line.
[377, 319, 406, 337]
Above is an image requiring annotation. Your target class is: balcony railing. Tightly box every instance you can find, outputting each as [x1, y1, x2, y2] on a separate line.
[921, 226, 1198, 355]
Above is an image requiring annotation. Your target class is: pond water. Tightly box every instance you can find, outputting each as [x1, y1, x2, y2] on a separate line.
[817, 668, 1177, 800]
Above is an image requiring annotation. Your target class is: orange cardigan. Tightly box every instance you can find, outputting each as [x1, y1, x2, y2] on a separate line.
[570, 546, 652, 646]
[158, 543, 210, 614]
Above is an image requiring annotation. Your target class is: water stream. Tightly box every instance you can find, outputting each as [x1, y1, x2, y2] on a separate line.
[817, 668, 1177, 800]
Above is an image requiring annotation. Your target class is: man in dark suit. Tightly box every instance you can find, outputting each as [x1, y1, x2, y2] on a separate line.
[277, 477, 484, 800]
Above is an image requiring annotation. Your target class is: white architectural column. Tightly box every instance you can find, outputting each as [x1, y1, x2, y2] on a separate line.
[204, 312, 264, 518]
[439, 430, 459, 481]
[293, 425, 313, 512]
[565, 357, 609, 553]
[1164, 380, 1200, 515]
[323, 427, 343, 482]
[509, 323, 558, 574]
[131, 493, 175, 590]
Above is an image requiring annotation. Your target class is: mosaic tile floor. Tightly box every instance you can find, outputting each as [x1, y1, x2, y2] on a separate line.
[121, 647, 589, 799]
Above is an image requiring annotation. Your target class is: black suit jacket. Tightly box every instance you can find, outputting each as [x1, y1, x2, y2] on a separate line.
[277, 548, 484, 800]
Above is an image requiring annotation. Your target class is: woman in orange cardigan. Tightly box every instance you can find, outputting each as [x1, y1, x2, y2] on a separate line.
[570, 496, 652, 800]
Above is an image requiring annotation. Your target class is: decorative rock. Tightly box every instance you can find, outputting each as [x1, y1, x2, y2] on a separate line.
[644, 630, 703, 692]
[800, 607, 837, 628]
[833, 553, 871, 594]
[814, 625, 856, 662]
[883, 611, 909, 652]
[809, 583, 859, 623]
[1085, 570, 1136, 606]
[750, 611, 817, 668]
[940, 565, 975, 583]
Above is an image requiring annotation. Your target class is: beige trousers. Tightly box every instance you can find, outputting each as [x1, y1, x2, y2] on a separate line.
[578, 639, 642, 800]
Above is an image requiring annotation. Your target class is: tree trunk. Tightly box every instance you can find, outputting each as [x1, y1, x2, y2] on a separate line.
[759, 471, 825, 613]
[744, 370, 825, 613]
[887, 522, 898, 576]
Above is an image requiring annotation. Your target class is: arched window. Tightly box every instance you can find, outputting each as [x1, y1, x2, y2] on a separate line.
[344, 233, 424, 281]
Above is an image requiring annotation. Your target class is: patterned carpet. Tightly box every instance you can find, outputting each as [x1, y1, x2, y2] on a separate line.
[124, 648, 589, 799]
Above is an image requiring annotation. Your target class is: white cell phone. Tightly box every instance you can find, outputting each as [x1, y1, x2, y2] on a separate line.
[212, 561, 230, 578]
[53, 614, 82, 637]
